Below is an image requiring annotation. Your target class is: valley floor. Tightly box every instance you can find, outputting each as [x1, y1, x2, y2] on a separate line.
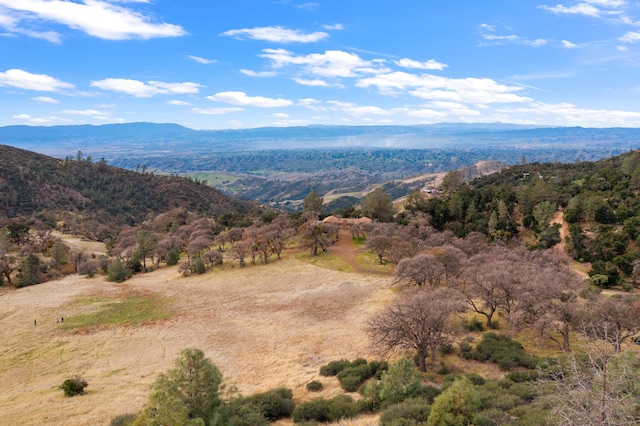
[0, 255, 393, 425]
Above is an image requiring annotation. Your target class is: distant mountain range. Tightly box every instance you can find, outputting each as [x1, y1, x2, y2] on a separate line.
[2, 122, 640, 160]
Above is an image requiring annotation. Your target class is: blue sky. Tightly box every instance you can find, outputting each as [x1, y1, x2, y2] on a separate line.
[3, 0, 640, 129]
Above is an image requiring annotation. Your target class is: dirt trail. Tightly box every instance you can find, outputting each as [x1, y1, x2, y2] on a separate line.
[330, 229, 367, 273]
[551, 210, 590, 279]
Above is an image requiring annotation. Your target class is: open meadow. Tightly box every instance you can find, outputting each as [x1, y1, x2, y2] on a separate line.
[0, 244, 394, 425]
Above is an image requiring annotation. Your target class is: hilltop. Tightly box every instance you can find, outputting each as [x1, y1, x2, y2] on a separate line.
[0, 144, 259, 226]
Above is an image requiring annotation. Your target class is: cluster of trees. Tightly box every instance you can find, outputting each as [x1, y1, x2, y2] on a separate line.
[0, 217, 87, 287]
[403, 150, 640, 286]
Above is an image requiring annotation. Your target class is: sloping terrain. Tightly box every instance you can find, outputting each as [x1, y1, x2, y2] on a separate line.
[0, 145, 258, 223]
[0, 252, 393, 425]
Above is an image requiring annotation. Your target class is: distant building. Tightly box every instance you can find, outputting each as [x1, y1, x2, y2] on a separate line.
[322, 216, 373, 228]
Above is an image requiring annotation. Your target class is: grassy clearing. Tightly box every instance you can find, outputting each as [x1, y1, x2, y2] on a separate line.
[355, 252, 394, 274]
[180, 171, 239, 186]
[295, 251, 356, 273]
[62, 293, 175, 331]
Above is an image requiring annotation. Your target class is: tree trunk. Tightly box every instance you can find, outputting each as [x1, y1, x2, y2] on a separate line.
[417, 348, 427, 372]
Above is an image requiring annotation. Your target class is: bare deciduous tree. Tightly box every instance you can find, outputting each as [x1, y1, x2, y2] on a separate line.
[578, 294, 640, 352]
[393, 254, 445, 287]
[367, 287, 465, 372]
[544, 328, 640, 425]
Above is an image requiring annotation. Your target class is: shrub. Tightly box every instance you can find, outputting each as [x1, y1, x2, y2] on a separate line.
[77, 259, 100, 277]
[240, 387, 294, 421]
[292, 395, 363, 423]
[465, 373, 485, 386]
[194, 257, 206, 274]
[467, 333, 538, 370]
[306, 380, 323, 392]
[110, 413, 136, 426]
[107, 258, 130, 282]
[166, 246, 180, 265]
[379, 397, 431, 425]
[61, 375, 88, 397]
[466, 317, 485, 332]
[505, 370, 538, 383]
[292, 398, 331, 423]
[319, 359, 352, 376]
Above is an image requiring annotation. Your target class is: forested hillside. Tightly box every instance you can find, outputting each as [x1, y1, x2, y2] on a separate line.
[407, 149, 640, 286]
[0, 145, 259, 226]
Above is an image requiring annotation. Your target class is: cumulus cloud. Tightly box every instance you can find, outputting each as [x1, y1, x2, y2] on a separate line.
[192, 107, 245, 115]
[0, 68, 74, 91]
[222, 26, 327, 43]
[240, 69, 278, 77]
[259, 48, 388, 78]
[619, 31, 640, 43]
[539, 0, 626, 18]
[167, 100, 191, 106]
[394, 58, 447, 70]
[90, 78, 203, 97]
[356, 71, 529, 104]
[12, 113, 58, 123]
[31, 95, 58, 103]
[187, 55, 217, 64]
[0, 0, 186, 41]
[327, 101, 392, 116]
[322, 23, 344, 30]
[206, 91, 293, 108]
[62, 108, 111, 120]
[561, 39, 585, 48]
[293, 77, 344, 87]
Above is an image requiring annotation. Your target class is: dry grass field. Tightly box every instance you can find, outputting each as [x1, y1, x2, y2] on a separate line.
[0, 239, 394, 425]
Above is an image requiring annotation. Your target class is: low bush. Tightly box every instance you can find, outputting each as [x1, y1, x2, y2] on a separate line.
[109, 413, 136, 426]
[379, 397, 431, 425]
[466, 333, 538, 370]
[466, 316, 485, 332]
[292, 394, 363, 423]
[320, 358, 388, 392]
[237, 387, 294, 421]
[306, 380, 323, 392]
[505, 370, 538, 383]
[319, 359, 351, 376]
[61, 375, 88, 397]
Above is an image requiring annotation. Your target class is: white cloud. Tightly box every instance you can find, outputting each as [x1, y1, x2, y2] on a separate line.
[322, 23, 344, 30]
[483, 34, 519, 42]
[31, 95, 58, 103]
[0, 0, 186, 40]
[240, 69, 278, 77]
[394, 58, 447, 70]
[62, 108, 110, 118]
[561, 39, 581, 48]
[12, 113, 57, 123]
[327, 101, 392, 116]
[295, 2, 319, 11]
[259, 48, 388, 78]
[273, 112, 289, 118]
[187, 55, 217, 64]
[0, 68, 74, 91]
[167, 100, 191, 106]
[222, 26, 327, 43]
[480, 23, 496, 31]
[357, 71, 529, 104]
[526, 38, 548, 47]
[90, 78, 203, 97]
[206, 91, 293, 108]
[292, 77, 343, 87]
[540, 3, 602, 17]
[192, 107, 245, 115]
[298, 98, 321, 106]
[619, 31, 640, 43]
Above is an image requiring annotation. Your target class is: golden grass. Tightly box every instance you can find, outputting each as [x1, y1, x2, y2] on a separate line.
[295, 250, 356, 272]
[355, 252, 394, 274]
